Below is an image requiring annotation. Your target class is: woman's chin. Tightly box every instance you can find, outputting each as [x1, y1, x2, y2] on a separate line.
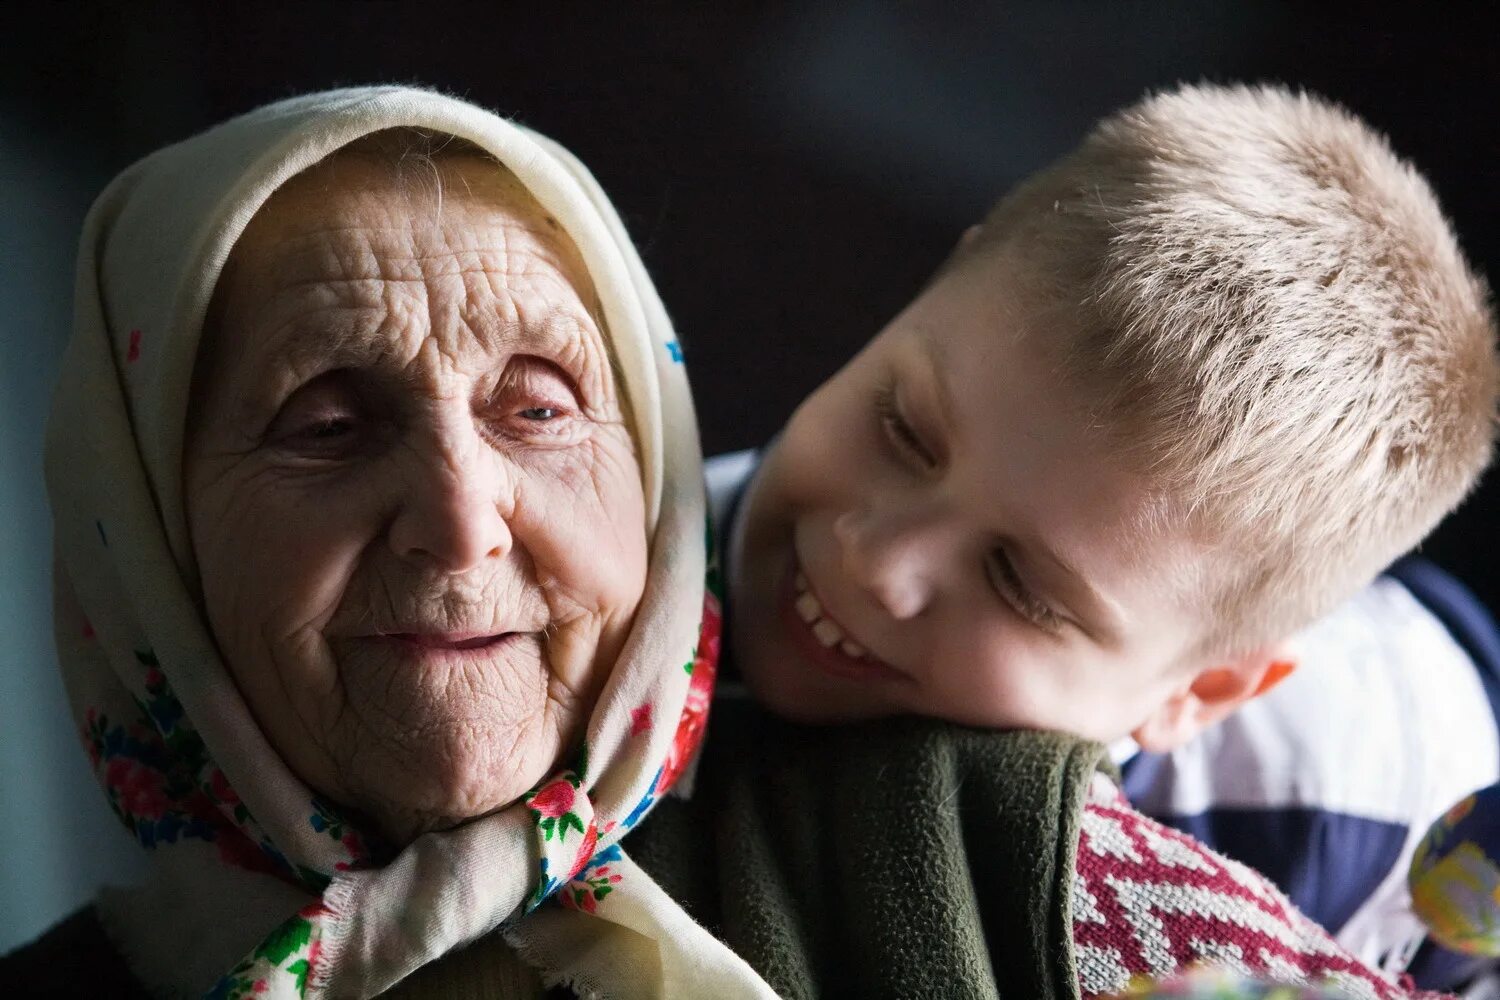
[364, 800, 502, 847]
[338, 718, 568, 848]
[355, 764, 540, 847]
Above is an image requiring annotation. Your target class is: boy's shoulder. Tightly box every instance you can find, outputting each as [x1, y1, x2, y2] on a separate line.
[706, 449, 760, 523]
[1123, 562, 1500, 987]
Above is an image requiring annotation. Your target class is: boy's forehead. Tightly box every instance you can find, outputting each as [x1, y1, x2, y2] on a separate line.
[897, 275, 1213, 629]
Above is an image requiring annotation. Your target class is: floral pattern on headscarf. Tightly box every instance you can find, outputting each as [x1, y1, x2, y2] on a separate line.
[81, 646, 376, 891]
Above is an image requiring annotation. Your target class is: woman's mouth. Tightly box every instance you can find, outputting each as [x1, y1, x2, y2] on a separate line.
[782, 564, 910, 685]
[380, 631, 516, 652]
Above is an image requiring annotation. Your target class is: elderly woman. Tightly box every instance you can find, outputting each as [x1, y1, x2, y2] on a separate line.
[10, 87, 774, 998]
[5, 86, 1450, 1000]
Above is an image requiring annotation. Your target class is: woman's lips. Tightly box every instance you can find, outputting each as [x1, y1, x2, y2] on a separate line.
[379, 631, 517, 652]
[779, 561, 911, 685]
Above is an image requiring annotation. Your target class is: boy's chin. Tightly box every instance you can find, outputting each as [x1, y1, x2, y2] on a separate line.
[740, 656, 891, 725]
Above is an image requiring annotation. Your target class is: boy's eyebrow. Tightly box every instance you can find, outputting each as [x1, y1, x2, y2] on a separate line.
[1016, 540, 1126, 637]
[917, 335, 957, 434]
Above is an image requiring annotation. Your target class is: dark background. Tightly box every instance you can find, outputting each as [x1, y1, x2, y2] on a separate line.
[6, 1, 1500, 595]
[3, 1, 1500, 953]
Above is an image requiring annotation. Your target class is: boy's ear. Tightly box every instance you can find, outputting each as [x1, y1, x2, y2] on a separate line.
[1130, 645, 1297, 753]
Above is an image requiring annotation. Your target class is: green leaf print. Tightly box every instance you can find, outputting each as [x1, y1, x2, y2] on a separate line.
[288, 958, 312, 994]
[574, 740, 589, 784]
[255, 915, 312, 965]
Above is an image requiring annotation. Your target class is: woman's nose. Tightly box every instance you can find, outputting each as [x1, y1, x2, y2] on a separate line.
[388, 446, 513, 573]
[832, 503, 941, 620]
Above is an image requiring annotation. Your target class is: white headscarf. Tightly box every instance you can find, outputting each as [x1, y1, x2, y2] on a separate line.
[47, 85, 775, 1000]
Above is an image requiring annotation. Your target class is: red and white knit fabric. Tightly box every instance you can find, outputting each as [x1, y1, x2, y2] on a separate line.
[1073, 775, 1452, 1000]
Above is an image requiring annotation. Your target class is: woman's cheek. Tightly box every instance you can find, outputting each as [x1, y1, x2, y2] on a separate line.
[516, 440, 647, 611]
[506, 439, 645, 710]
[203, 470, 367, 660]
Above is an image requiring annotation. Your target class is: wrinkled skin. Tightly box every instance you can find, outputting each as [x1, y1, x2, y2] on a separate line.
[185, 154, 647, 845]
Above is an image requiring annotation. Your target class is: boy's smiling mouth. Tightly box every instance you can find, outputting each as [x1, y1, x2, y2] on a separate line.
[794, 573, 870, 659]
[782, 558, 913, 686]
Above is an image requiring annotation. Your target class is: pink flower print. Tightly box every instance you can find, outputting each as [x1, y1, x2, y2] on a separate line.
[298, 901, 332, 920]
[106, 757, 169, 820]
[563, 844, 623, 914]
[214, 827, 280, 878]
[209, 768, 240, 807]
[253, 980, 267, 993]
[529, 778, 587, 842]
[566, 821, 600, 882]
[335, 829, 372, 869]
[531, 779, 576, 818]
[693, 590, 723, 678]
[657, 591, 722, 795]
[630, 703, 653, 736]
[126, 329, 142, 362]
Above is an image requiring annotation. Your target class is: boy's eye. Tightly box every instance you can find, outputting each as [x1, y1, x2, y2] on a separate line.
[986, 548, 1062, 630]
[874, 381, 937, 469]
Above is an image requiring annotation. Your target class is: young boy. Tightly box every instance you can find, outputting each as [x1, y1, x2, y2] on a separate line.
[709, 83, 1500, 990]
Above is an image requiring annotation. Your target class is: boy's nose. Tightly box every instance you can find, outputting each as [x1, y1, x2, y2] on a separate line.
[832, 504, 941, 620]
[388, 434, 514, 574]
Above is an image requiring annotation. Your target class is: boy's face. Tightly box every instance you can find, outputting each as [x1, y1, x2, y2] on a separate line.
[731, 253, 1216, 743]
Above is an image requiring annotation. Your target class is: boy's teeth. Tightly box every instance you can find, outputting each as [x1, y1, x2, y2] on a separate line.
[811, 619, 843, 648]
[794, 567, 868, 659]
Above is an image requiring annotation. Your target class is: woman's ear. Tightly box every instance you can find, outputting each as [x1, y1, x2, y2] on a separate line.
[1130, 646, 1296, 753]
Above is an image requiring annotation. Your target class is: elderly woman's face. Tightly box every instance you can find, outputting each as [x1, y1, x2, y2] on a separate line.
[185, 154, 647, 844]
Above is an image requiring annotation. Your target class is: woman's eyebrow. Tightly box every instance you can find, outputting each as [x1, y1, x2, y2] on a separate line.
[266, 300, 596, 373]
[272, 308, 398, 374]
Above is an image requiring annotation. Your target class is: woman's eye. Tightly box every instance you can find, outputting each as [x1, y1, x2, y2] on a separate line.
[266, 374, 367, 458]
[875, 382, 937, 469]
[277, 410, 363, 456]
[301, 417, 356, 439]
[488, 358, 583, 443]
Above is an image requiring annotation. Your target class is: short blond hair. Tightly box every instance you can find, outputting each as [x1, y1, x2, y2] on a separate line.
[966, 83, 1498, 656]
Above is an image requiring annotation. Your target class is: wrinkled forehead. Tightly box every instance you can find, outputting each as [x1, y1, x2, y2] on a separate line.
[220, 147, 601, 317]
[198, 148, 615, 393]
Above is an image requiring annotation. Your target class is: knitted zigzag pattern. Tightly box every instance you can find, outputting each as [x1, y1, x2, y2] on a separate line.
[1073, 776, 1446, 1000]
